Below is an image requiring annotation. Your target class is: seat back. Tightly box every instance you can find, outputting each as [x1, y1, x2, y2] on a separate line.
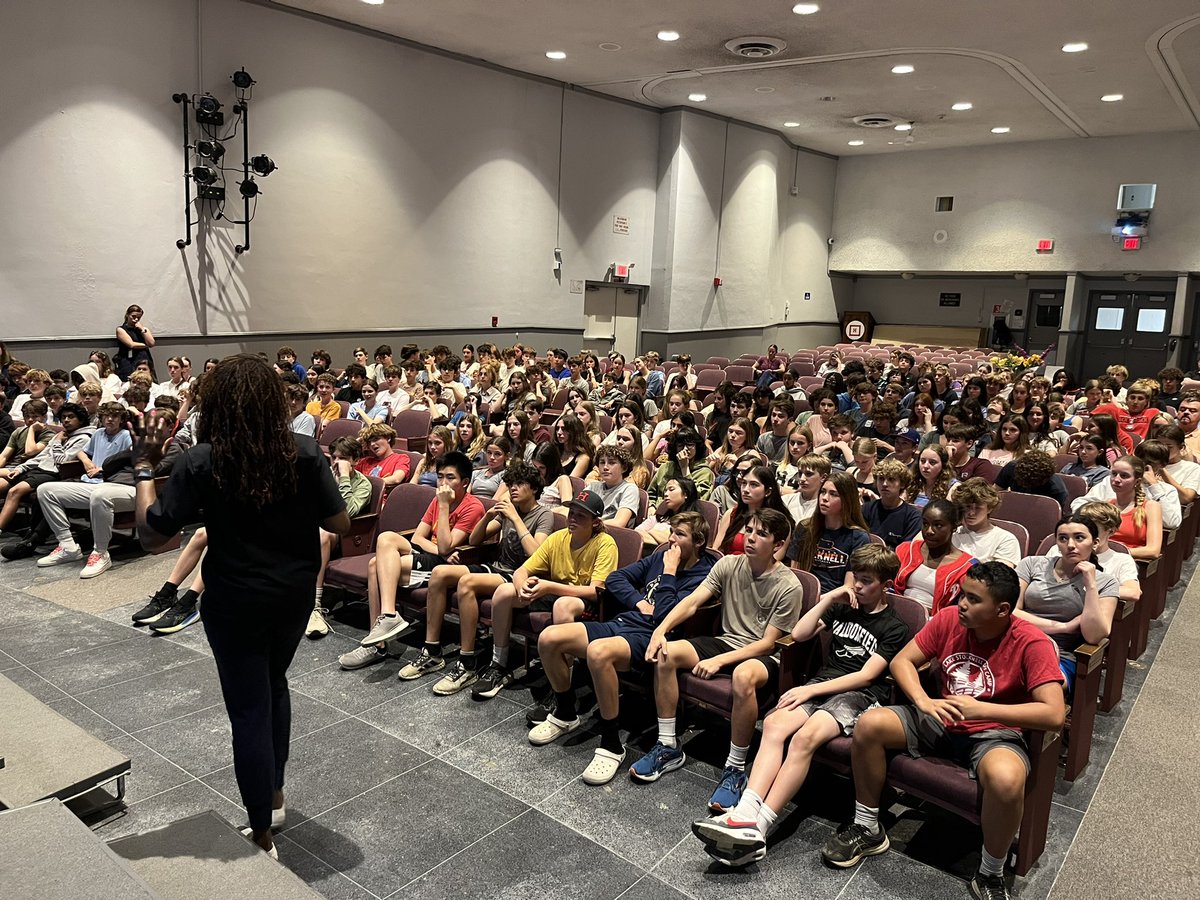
[694, 369, 726, 391]
[342, 475, 387, 556]
[706, 356, 731, 366]
[995, 492, 1063, 552]
[725, 365, 755, 386]
[1054, 452, 1076, 472]
[391, 408, 432, 441]
[886, 591, 931, 638]
[377, 483, 436, 539]
[607, 524, 646, 570]
[991, 517, 1030, 558]
[318, 418, 363, 452]
[697, 499, 720, 542]
[1060, 474, 1088, 505]
[636, 488, 649, 525]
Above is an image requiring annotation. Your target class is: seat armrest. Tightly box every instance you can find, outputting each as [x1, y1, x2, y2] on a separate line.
[1072, 639, 1107, 676]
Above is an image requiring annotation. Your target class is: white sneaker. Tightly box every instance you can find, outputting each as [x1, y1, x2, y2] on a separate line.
[79, 551, 112, 579]
[37, 545, 83, 567]
[306, 606, 330, 639]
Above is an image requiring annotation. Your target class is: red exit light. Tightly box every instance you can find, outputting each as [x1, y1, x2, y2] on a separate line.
[1036, 239, 1054, 252]
[1122, 237, 1142, 250]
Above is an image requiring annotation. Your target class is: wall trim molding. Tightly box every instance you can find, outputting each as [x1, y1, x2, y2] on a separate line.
[641, 320, 838, 336]
[4, 325, 585, 347]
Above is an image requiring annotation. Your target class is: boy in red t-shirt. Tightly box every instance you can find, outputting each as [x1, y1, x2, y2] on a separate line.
[351, 451, 484, 658]
[1091, 380, 1170, 441]
[820, 561, 1065, 900]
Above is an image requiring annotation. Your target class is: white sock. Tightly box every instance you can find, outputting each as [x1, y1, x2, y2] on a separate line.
[757, 803, 778, 835]
[493, 644, 509, 667]
[980, 847, 1005, 877]
[314, 587, 324, 607]
[854, 801, 880, 834]
[732, 788, 763, 821]
[725, 742, 749, 770]
[657, 717, 677, 748]
[61, 539, 81, 553]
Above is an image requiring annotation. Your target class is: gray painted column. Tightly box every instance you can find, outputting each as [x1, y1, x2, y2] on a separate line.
[1167, 273, 1192, 370]
[1057, 273, 1087, 373]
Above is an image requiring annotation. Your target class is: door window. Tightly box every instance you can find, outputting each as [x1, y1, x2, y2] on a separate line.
[1095, 308, 1124, 331]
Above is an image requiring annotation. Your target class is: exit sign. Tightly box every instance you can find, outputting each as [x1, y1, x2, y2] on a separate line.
[1036, 239, 1054, 252]
[1122, 237, 1142, 251]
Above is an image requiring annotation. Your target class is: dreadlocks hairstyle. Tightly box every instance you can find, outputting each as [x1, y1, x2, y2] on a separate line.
[197, 354, 297, 509]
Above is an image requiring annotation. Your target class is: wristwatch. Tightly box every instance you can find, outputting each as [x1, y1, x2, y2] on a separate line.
[134, 467, 156, 482]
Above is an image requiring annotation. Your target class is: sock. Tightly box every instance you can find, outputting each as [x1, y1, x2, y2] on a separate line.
[553, 690, 577, 722]
[61, 538, 81, 553]
[657, 717, 677, 749]
[424, 641, 442, 657]
[853, 801, 880, 834]
[725, 742, 749, 770]
[159, 580, 179, 597]
[757, 803, 778, 835]
[493, 644, 510, 668]
[979, 847, 1005, 877]
[178, 589, 200, 607]
[314, 586, 324, 607]
[599, 716, 623, 755]
[460, 649, 480, 671]
[732, 788, 763, 821]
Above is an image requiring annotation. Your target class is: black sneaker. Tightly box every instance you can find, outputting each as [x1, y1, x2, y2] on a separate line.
[150, 598, 200, 634]
[0, 540, 36, 561]
[820, 822, 890, 868]
[470, 663, 514, 700]
[969, 871, 1010, 900]
[525, 702, 554, 727]
[132, 590, 178, 625]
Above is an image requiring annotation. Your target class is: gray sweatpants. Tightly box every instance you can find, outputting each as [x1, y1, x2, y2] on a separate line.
[36, 481, 135, 552]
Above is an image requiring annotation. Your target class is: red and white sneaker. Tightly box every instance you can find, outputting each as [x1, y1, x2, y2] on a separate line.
[80, 551, 112, 579]
[691, 812, 766, 865]
[37, 545, 84, 568]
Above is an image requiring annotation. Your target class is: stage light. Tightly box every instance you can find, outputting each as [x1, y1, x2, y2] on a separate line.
[239, 179, 260, 198]
[250, 155, 276, 176]
[191, 166, 218, 185]
[195, 140, 224, 163]
[231, 68, 255, 89]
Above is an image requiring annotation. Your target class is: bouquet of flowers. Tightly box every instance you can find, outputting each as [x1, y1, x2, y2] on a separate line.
[989, 352, 1043, 373]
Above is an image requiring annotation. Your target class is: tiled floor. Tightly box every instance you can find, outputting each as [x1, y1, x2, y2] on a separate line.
[0, 543, 1190, 900]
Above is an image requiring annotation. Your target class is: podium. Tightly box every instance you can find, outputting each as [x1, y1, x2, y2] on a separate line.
[840, 311, 876, 343]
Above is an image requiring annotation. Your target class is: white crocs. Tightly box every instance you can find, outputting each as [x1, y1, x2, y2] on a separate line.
[527, 714, 581, 746]
[582, 747, 626, 785]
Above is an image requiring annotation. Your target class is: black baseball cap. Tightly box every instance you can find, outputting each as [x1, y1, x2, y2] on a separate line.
[565, 488, 605, 519]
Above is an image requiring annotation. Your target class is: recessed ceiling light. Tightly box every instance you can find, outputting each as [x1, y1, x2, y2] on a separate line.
[1101, 93, 1124, 102]
[951, 102, 973, 111]
[991, 126, 1011, 134]
[891, 64, 915, 75]
[783, 121, 800, 127]
[545, 50, 567, 60]
[688, 93, 707, 102]
[894, 123, 913, 131]
[847, 140, 865, 146]
[792, 3, 820, 13]
[755, 86, 776, 93]
[657, 30, 680, 42]
[599, 42, 621, 52]
[1062, 42, 1088, 53]
[360, 0, 384, 5]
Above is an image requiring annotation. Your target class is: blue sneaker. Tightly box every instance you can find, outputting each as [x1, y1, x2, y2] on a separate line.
[708, 766, 747, 812]
[629, 742, 686, 783]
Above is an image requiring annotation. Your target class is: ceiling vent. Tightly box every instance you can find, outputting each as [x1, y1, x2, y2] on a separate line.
[852, 113, 901, 128]
[724, 36, 788, 59]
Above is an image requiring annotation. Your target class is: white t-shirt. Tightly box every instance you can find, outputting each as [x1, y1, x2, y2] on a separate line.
[376, 387, 410, 414]
[952, 524, 1021, 567]
[904, 563, 937, 611]
[1073, 476, 1181, 529]
[1166, 459, 1200, 497]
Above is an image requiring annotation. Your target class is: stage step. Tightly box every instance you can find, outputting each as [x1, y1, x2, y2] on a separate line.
[0, 799, 157, 899]
[108, 810, 323, 899]
[0, 672, 129, 811]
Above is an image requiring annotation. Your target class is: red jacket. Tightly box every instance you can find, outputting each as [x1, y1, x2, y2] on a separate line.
[893, 539, 977, 615]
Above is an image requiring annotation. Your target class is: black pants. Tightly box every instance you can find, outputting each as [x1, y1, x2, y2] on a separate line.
[202, 591, 309, 832]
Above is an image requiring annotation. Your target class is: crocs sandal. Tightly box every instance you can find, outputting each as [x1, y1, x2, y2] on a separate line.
[582, 747, 627, 785]
[527, 714, 581, 746]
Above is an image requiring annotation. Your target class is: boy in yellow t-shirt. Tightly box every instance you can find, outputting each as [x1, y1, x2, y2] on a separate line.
[472, 488, 618, 700]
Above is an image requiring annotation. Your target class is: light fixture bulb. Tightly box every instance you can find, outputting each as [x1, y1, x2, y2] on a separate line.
[951, 102, 973, 111]
[545, 50, 567, 60]
[657, 30, 680, 41]
[891, 64, 915, 75]
[1062, 42, 1089, 53]
[688, 93, 707, 102]
[792, 3, 820, 13]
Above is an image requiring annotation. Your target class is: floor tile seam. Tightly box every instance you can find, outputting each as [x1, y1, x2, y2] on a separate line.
[832, 865, 861, 900]
[121, 774, 203, 809]
[377, 806, 541, 900]
[612, 871, 696, 900]
[637, 832, 692, 881]
[68, 654, 213, 700]
[268, 755, 447, 835]
[436, 747, 579, 810]
[0, 658, 71, 699]
[529, 801, 661, 872]
[11, 630, 155, 668]
[126, 701, 227, 738]
[430, 698, 530, 760]
[118, 730, 201, 781]
[47, 690, 135, 739]
[274, 834, 387, 900]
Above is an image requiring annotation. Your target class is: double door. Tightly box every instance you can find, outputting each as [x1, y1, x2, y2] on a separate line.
[1081, 291, 1173, 378]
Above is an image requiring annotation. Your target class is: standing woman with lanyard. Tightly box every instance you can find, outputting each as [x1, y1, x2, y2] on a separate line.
[132, 355, 350, 857]
[114, 304, 157, 379]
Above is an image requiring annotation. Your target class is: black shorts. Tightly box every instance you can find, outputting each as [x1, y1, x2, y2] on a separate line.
[462, 564, 514, 583]
[412, 550, 448, 572]
[685, 635, 780, 696]
[12, 470, 56, 490]
[527, 593, 599, 620]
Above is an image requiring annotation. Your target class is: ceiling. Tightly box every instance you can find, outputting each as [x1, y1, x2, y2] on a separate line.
[269, 0, 1200, 156]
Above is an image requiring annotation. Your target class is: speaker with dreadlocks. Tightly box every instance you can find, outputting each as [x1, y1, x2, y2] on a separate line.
[132, 353, 351, 859]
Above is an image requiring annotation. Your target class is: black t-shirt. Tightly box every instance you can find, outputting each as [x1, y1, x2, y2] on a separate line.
[816, 603, 910, 704]
[863, 499, 922, 548]
[147, 434, 344, 599]
[993, 462, 1069, 514]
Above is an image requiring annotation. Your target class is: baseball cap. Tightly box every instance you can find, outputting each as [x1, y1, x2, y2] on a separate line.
[894, 428, 920, 445]
[565, 488, 605, 519]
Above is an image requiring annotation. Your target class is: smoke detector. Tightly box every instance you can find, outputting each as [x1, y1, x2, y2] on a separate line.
[852, 113, 902, 129]
[724, 36, 788, 59]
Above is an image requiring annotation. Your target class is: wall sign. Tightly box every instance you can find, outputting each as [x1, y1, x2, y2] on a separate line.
[612, 215, 630, 235]
[939, 292, 962, 307]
